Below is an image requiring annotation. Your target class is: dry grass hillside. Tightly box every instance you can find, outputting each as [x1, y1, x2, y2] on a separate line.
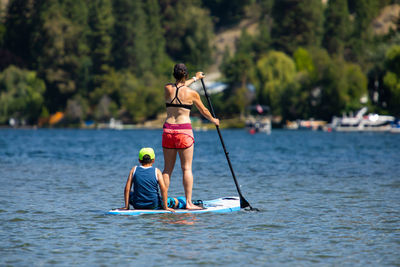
[207, 18, 259, 80]
[207, 3, 400, 82]
[0, 0, 9, 11]
[372, 4, 400, 35]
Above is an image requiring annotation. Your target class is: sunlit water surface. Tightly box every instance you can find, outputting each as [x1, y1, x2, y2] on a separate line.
[0, 129, 399, 266]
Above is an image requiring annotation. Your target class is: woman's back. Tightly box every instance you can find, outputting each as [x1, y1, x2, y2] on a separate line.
[164, 83, 193, 124]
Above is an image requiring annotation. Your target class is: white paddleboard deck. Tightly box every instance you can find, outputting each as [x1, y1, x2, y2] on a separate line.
[108, 196, 240, 215]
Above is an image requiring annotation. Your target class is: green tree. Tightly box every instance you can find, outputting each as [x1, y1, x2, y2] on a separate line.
[347, 0, 381, 64]
[236, 30, 256, 59]
[0, 65, 46, 124]
[220, 30, 258, 116]
[292, 47, 367, 120]
[90, 70, 164, 123]
[0, 1, 6, 48]
[203, 0, 251, 28]
[280, 80, 307, 121]
[293, 47, 315, 77]
[251, 0, 274, 57]
[3, 0, 38, 68]
[93, 95, 118, 122]
[144, 0, 170, 75]
[271, 0, 324, 54]
[221, 53, 253, 116]
[129, 0, 151, 75]
[258, 0, 274, 14]
[0, 1, 4, 19]
[352, 0, 380, 40]
[0, 21, 5, 49]
[322, 0, 350, 55]
[383, 45, 400, 116]
[121, 82, 163, 123]
[222, 52, 253, 88]
[35, 0, 91, 112]
[113, 0, 162, 76]
[112, 0, 135, 70]
[88, 0, 114, 93]
[315, 57, 367, 120]
[316, 61, 345, 119]
[366, 32, 400, 113]
[64, 94, 90, 124]
[89, 69, 127, 121]
[160, 0, 214, 68]
[288, 47, 318, 119]
[343, 62, 368, 111]
[254, 51, 297, 116]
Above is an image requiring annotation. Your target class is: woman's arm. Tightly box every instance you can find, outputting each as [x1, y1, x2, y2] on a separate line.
[121, 167, 135, 209]
[185, 72, 205, 87]
[192, 91, 220, 126]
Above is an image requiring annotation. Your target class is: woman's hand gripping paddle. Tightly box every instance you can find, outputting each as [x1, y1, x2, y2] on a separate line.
[200, 78, 258, 211]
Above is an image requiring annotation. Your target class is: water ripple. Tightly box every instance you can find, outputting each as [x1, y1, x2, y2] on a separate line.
[0, 129, 399, 266]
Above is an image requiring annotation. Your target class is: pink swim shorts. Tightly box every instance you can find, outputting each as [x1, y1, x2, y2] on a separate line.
[162, 123, 194, 149]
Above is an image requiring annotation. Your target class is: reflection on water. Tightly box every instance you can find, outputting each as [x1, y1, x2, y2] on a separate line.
[159, 214, 199, 225]
[0, 129, 399, 266]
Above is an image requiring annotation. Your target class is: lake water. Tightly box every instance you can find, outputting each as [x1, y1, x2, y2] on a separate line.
[0, 129, 399, 266]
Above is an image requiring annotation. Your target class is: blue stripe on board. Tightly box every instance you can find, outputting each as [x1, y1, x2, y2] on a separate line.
[107, 207, 240, 215]
[107, 197, 240, 216]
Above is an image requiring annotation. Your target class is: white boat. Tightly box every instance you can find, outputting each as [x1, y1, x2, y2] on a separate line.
[97, 118, 124, 130]
[245, 105, 271, 134]
[390, 120, 400, 133]
[326, 107, 395, 132]
[246, 118, 271, 134]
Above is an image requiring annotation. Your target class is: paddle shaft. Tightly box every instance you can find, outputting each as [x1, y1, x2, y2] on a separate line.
[200, 79, 254, 210]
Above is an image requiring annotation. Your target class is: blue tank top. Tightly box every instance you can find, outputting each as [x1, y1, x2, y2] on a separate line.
[131, 166, 161, 209]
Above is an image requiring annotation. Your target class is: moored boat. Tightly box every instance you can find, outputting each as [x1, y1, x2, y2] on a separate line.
[245, 105, 271, 134]
[390, 119, 400, 133]
[325, 107, 396, 132]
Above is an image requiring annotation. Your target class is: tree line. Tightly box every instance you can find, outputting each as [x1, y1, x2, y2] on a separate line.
[0, 0, 399, 126]
[218, 0, 400, 122]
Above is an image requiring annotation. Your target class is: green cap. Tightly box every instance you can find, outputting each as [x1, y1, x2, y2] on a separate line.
[139, 147, 155, 160]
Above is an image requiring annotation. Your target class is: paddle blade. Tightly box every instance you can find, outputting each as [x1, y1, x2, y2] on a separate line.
[240, 197, 250, 209]
[240, 197, 259, 211]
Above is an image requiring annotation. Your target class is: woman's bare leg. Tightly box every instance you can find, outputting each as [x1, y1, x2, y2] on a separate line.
[178, 145, 201, 209]
[162, 148, 177, 188]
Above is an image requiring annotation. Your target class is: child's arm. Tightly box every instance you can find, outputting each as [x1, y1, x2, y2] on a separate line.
[121, 166, 135, 209]
[156, 168, 175, 212]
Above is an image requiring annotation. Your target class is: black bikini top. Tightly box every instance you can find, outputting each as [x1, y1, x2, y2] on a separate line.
[166, 84, 192, 110]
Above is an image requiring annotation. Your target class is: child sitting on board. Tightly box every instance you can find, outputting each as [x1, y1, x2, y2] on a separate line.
[119, 147, 188, 211]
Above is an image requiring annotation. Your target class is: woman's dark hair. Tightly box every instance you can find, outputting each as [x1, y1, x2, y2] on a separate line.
[140, 154, 153, 164]
[173, 63, 188, 81]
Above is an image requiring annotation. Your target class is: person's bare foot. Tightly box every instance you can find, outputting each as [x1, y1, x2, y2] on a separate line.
[185, 202, 203, 210]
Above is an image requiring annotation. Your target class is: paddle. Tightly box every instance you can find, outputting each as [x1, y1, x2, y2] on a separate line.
[200, 78, 258, 211]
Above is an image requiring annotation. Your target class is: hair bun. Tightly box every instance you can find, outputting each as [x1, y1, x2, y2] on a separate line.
[173, 63, 188, 80]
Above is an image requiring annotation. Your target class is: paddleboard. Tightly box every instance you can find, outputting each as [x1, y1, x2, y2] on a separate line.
[108, 196, 240, 215]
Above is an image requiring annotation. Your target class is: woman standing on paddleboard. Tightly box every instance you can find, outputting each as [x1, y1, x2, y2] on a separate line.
[162, 63, 219, 210]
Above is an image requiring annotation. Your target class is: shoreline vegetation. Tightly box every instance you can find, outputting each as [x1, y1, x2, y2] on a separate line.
[3, 113, 399, 134]
[1, 1, 399, 128]
[1, 115, 247, 130]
